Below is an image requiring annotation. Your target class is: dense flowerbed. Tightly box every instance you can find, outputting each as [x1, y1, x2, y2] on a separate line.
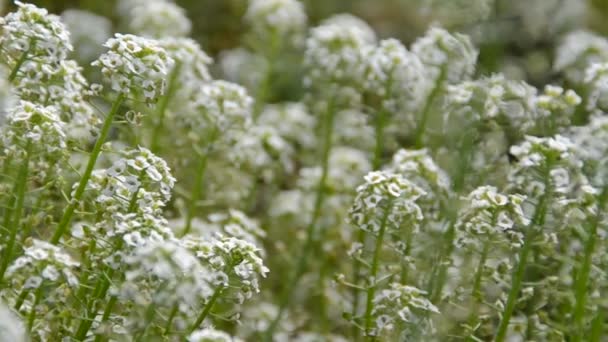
[1, 0, 608, 341]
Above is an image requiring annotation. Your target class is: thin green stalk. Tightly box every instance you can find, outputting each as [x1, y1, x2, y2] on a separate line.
[0, 141, 31, 283]
[8, 42, 33, 82]
[429, 131, 475, 302]
[181, 151, 209, 236]
[465, 243, 490, 341]
[135, 301, 157, 342]
[51, 94, 125, 244]
[150, 63, 181, 154]
[253, 30, 280, 120]
[495, 164, 552, 342]
[399, 228, 414, 283]
[414, 66, 447, 148]
[92, 296, 117, 342]
[189, 286, 224, 333]
[14, 288, 28, 310]
[364, 201, 393, 339]
[264, 98, 336, 340]
[164, 304, 179, 336]
[589, 310, 604, 342]
[494, 231, 534, 342]
[351, 228, 365, 341]
[27, 287, 43, 332]
[572, 186, 608, 342]
[373, 108, 387, 170]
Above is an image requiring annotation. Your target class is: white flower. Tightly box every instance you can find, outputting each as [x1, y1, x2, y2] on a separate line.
[92, 33, 174, 103]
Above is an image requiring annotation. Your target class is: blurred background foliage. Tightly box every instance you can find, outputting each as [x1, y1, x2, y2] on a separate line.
[5, 0, 608, 90]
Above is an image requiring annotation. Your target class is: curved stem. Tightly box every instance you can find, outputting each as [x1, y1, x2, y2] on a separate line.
[27, 286, 43, 332]
[253, 30, 280, 120]
[0, 141, 31, 284]
[494, 232, 533, 342]
[150, 63, 181, 154]
[189, 286, 223, 333]
[264, 98, 336, 340]
[51, 94, 125, 244]
[163, 304, 179, 336]
[92, 296, 117, 342]
[572, 187, 608, 342]
[8, 43, 33, 82]
[181, 151, 209, 236]
[589, 310, 604, 342]
[364, 201, 393, 339]
[465, 243, 490, 340]
[495, 163, 552, 342]
[414, 66, 446, 148]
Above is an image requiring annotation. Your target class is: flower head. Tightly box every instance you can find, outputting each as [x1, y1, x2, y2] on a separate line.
[92, 33, 174, 103]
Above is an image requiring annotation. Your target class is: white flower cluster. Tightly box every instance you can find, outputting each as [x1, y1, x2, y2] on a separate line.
[509, 135, 583, 199]
[569, 115, 608, 186]
[122, 240, 213, 309]
[445, 75, 580, 135]
[184, 235, 269, 304]
[411, 27, 477, 84]
[87, 147, 175, 215]
[455, 186, 529, 249]
[127, 0, 191, 39]
[182, 80, 253, 141]
[6, 239, 79, 290]
[245, 0, 307, 43]
[271, 147, 371, 228]
[371, 283, 439, 336]
[304, 14, 376, 101]
[160, 37, 213, 85]
[257, 102, 316, 149]
[0, 303, 27, 342]
[0, 1, 73, 68]
[362, 38, 427, 113]
[583, 63, 608, 113]
[349, 171, 425, 234]
[92, 33, 174, 103]
[228, 124, 293, 182]
[387, 149, 450, 220]
[15, 60, 99, 139]
[554, 30, 608, 84]
[182, 210, 266, 249]
[61, 9, 112, 62]
[189, 328, 243, 342]
[1, 101, 66, 153]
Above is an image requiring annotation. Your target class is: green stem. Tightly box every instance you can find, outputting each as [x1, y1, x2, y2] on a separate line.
[150, 63, 181, 155]
[51, 94, 125, 244]
[189, 286, 223, 333]
[414, 66, 447, 148]
[495, 167, 551, 342]
[163, 304, 179, 336]
[373, 108, 387, 170]
[0, 141, 31, 284]
[135, 301, 157, 342]
[589, 310, 604, 342]
[8, 43, 33, 82]
[429, 131, 475, 302]
[494, 232, 534, 342]
[14, 288, 29, 310]
[572, 187, 608, 342]
[253, 30, 280, 120]
[351, 229, 365, 341]
[264, 98, 336, 340]
[364, 201, 393, 339]
[400, 228, 414, 284]
[92, 296, 117, 342]
[181, 151, 209, 236]
[27, 286, 43, 332]
[465, 243, 490, 341]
